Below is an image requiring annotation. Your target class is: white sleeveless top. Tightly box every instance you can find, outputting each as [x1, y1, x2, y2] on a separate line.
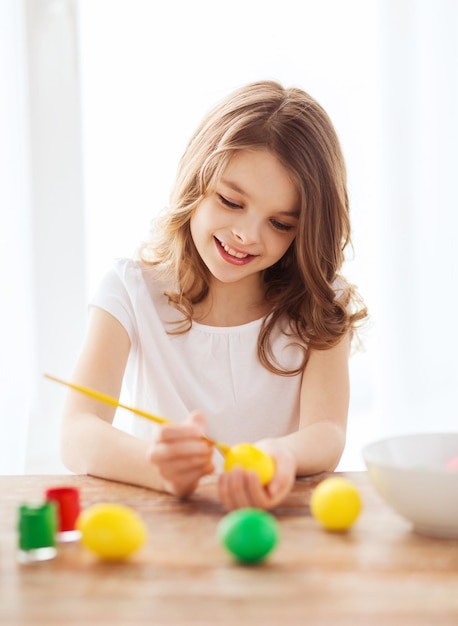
[90, 259, 303, 447]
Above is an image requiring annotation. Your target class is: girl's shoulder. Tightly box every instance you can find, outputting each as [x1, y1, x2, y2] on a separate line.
[110, 258, 173, 293]
[95, 257, 181, 328]
[94, 258, 175, 320]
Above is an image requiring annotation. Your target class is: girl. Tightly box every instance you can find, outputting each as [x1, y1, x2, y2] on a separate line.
[61, 80, 367, 511]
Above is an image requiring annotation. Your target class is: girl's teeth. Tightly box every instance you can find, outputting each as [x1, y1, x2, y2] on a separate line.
[221, 241, 248, 259]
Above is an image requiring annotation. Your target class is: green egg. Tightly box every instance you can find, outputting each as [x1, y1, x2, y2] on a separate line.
[218, 508, 279, 563]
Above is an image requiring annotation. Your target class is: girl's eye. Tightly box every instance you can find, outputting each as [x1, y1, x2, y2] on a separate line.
[271, 219, 294, 232]
[218, 194, 242, 209]
[218, 193, 294, 232]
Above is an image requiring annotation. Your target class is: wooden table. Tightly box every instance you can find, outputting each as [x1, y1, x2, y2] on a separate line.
[1, 472, 457, 625]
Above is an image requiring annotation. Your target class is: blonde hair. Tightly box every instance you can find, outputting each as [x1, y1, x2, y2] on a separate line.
[139, 80, 367, 375]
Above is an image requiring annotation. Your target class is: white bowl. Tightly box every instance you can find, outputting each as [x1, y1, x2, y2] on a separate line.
[362, 432, 458, 538]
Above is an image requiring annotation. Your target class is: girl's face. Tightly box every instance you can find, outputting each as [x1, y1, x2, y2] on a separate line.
[190, 149, 300, 290]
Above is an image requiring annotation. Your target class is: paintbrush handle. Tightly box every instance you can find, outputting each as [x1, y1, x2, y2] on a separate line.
[44, 373, 171, 424]
[44, 373, 230, 455]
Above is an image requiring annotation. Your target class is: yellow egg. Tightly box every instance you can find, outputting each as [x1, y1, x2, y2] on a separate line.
[224, 443, 275, 486]
[76, 503, 147, 560]
[310, 477, 362, 531]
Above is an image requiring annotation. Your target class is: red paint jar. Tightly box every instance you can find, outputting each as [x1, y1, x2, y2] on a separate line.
[45, 486, 81, 542]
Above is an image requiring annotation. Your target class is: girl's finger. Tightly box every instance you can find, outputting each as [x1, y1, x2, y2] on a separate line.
[158, 424, 207, 442]
[149, 439, 212, 462]
[219, 469, 252, 510]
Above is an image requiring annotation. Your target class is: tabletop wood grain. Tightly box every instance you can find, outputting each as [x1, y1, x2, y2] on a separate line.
[1, 472, 457, 626]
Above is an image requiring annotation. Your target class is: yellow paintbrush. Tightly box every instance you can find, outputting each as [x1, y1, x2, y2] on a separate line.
[44, 373, 230, 455]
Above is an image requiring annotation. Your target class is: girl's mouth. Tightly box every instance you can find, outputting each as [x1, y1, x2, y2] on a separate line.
[214, 237, 255, 265]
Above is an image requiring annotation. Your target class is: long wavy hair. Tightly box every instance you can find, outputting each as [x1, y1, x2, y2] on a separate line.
[139, 80, 367, 375]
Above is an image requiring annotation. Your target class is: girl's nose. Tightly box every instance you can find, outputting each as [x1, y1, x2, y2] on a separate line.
[231, 217, 260, 245]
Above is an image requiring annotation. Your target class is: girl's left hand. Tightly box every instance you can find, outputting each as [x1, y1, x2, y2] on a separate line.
[217, 440, 297, 511]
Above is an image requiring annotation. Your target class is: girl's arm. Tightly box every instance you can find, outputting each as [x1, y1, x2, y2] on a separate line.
[276, 329, 350, 475]
[60, 307, 213, 494]
[218, 332, 351, 510]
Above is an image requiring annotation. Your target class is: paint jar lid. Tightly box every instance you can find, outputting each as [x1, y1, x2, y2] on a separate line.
[45, 486, 80, 532]
[18, 501, 57, 551]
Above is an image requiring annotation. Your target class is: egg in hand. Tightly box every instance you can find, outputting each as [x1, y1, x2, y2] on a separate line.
[223, 443, 275, 486]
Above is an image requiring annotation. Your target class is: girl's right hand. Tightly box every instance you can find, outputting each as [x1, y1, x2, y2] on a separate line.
[146, 411, 214, 497]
